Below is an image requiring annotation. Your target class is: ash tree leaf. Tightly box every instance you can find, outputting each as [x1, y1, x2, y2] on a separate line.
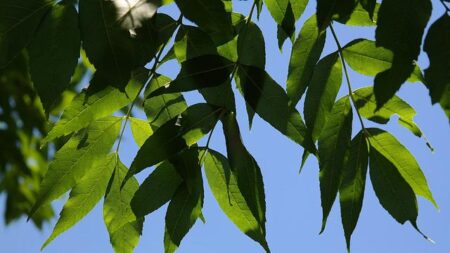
[318, 96, 353, 233]
[287, 15, 326, 107]
[174, 26, 218, 63]
[42, 153, 117, 249]
[342, 39, 424, 83]
[204, 149, 270, 252]
[374, 0, 432, 108]
[43, 72, 142, 144]
[129, 118, 153, 147]
[316, 0, 357, 31]
[304, 53, 343, 141]
[148, 55, 234, 97]
[0, 0, 52, 67]
[126, 103, 223, 182]
[353, 87, 428, 142]
[30, 116, 122, 218]
[164, 150, 204, 253]
[174, 0, 233, 39]
[277, 2, 296, 50]
[264, 0, 289, 25]
[28, 1, 80, 114]
[367, 128, 437, 207]
[236, 65, 316, 154]
[334, 2, 379, 26]
[339, 131, 368, 251]
[131, 161, 182, 218]
[424, 14, 450, 120]
[369, 148, 418, 225]
[104, 158, 143, 253]
[290, 0, 309, 20]
[144, 74, 188, 130]
[221, 113, 270, 253]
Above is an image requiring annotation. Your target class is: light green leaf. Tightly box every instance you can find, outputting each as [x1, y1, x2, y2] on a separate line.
[43, 72, 141, 144]
[130, 118, 153, 147]
[28, 1, 80, 114]
[290, 0, 309, 20]
[221, 113, 270, 253]
[367, 128, 437, 207]
[342, 39, 424, 83]
[204, 150, 269, 252]
[131, 161, 182, 218]
[339, 131, 368, 251]
[30, 116, 122, 217]
[264, 0, 289, 24]
[127, 103, 222, 181]
[0, 0, 52, 67]
[144, 75, 187, 130]
[287, 15, 326, 106]
[104, 158, 143, 253]
[318, 96, 353, 232]
[42, 153, 117, 249]
[304, 53, 342, 141]
[334, 2, 379, 26]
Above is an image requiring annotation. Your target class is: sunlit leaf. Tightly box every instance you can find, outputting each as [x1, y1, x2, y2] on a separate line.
[264, 0, 289, 24]
[334, 2, 379, 26]
[129, 118, 153, 147]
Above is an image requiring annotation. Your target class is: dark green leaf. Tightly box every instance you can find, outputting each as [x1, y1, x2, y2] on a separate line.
[318, 96, 353, 232]
[359, 0, 376, 19]
[28, 1, 80, 114]
[264, 0, 289, 24]
[30, 117, 122, 217]
[424, 14, 450, 120]
[339, 131, 368, 251]
[374, 0, 431, 108]
[204, 150, 269, 252]
[127, 103, 222, 180]
[0, 0, 52, 67]
[287, 15, 326, 106]
[367, 128, 437, 207]
[104, 158, 143, 253]
[131, 161, 182, 218]
[149, 55, 234, 97]
[42, 153, 117, 249]
[238, 22, 266, 69]
[221, 112, 270, 253]
[304, 53, 342, 141]
[174, 26, 217, 63]
[277, 2, 296, 49]
[316, 0, 357, 30]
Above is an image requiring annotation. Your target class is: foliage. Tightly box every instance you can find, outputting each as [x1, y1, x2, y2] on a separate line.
[0, 0, 449, 252]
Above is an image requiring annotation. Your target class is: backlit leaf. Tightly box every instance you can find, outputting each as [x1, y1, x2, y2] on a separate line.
[264, 0, 289, 24]
[334, 2, 379, 26]
[129, 118, 153, 147]
[316, 0, 357, 30]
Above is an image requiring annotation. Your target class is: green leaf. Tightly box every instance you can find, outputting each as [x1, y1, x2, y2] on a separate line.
[367, 128, 437, 207]
[290, 0, 309, 20]
[318, 96, 353, 232]
[43, 74, 141, 144]
[353, 86, 426, 140]
[104, 158, 143, 253]
[304, 53, 342, 141]
[200, 81, 236, 112]
[221, 112, 269, 253]
[164, 150, 204, 253]
[204, 150, 270, 252]
[287, 15, 326, 106]
[129, 118, 153, 147]
[342, 39, 424, 83]
[424, 14, 450, 120]
[131, 161, 182, 218]
[144, 74, 188, 130]
[0, 0, 52, 67]
[174, 26, 217, 63]
[316, 0, 357, 30]
[335, 2, 379, 26]
[127, 103, 222, 181]
[374, 0, 431, 108]
[174, 0, 233, 38]
[264, 0, 289, 24]
[238, 22, 266, 69]
[28, 1, 80, 114]
[42, 153, 117, 249]
[149, 55, 234, 97]
[339, 131, 368, 251]
[30, 116, 122, 217]
[276, 2, 296, 50]
[369, 148, 418, 225]
[236, 65, 316, 153]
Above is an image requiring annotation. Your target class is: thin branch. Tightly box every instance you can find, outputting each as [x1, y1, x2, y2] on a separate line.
[329, 24, 368, 136]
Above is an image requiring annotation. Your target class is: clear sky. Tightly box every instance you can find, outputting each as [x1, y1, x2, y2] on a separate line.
[1, 1, 449, 253]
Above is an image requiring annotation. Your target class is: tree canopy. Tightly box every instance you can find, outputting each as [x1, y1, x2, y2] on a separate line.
[0, 0, 449, 252]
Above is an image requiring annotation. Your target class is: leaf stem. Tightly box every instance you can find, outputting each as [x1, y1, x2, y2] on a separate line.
[329, 24, 368, 135]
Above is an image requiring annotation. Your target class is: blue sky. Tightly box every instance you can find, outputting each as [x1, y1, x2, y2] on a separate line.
[1, 1, 449, 252]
